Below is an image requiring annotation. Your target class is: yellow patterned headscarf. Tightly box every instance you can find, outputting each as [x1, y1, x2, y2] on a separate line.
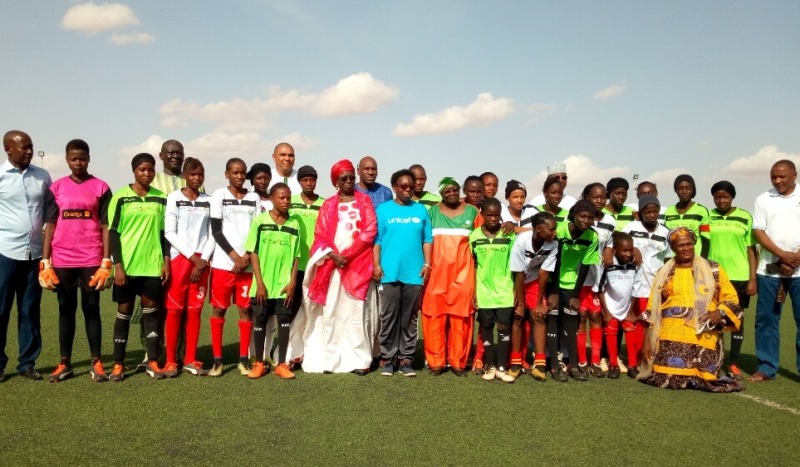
[667, 226, 697, 249]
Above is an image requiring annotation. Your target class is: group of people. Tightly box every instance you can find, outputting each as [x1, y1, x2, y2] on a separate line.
[2, 129, 799, 392]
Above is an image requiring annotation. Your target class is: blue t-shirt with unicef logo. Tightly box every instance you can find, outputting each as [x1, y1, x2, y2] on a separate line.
[375, 200, 433, 285]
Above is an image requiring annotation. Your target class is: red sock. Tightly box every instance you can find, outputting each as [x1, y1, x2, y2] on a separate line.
[238, 320, 253, 359]
[577, 329, 587, 364]
[510, 350, 522, 366]
[521, 319, 531, 361]
[184, 308, 201, 363]
[534, 353, 546, 367]
[626, 322, 645, 368]
[604, 321, 619, 367]
[164, 309, 182, 365]
[210, 316, 225, 359]
[589, 327, 603, 365]
[475, 334, 485, 362]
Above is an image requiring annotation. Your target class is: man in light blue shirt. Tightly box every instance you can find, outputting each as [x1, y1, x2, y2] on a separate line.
[0, 130, 51, 381]
[355, 156, 393, 208]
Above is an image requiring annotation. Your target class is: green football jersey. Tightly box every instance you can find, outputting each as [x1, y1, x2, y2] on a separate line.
[536, 205, 568, 226]
[245, 212, 301, 299]
[108, 185, 167, 277]
[556, 221, 599, 290]
[469, 227, 516, 309]
[417, 191, 442, 211]
[290, 194, 324, 271]
[708, 207, 754, 282]
[664, 203, 710, 255]
[603, 204, 636, 231]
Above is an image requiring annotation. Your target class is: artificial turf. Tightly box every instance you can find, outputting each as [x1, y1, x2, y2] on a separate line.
[1, 293, 799, 466]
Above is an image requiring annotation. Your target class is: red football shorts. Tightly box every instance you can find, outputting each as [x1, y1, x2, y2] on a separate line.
[210, 268, 253, 309]
[165, 254, 210, 311]
[579, 286, 601, 313]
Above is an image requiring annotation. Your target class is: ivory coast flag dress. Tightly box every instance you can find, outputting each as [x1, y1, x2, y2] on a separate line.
[421, 203, 479, 369]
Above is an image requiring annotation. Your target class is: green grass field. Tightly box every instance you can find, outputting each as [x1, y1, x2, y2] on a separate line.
[1, 292, 800, 466]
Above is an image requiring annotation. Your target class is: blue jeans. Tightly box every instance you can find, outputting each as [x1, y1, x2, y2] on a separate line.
[0, 253, 42, 373]
[755, 274, 800, 377]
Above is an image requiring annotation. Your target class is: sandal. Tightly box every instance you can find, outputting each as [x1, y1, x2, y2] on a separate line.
[748, 371, 773, 382]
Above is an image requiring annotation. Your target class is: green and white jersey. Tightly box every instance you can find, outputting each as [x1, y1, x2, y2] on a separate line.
[535, 205, 569, 227]
[555, 222, 599, 291]
[109, 185, 167, 277]
[290, 194, 324, 272]
[664, 202, 710, 255]
[603, 204, 636, 231]
[708, 207, 754, 282]
[469, 227, 516, 309]
[416, 191, 442, 211]
[245, 212, 301, 300]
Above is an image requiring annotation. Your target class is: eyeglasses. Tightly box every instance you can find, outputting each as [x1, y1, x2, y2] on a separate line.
[553, 175, 568, 181]
[395, 184, 413, 191]
[338, 175, 356, 182]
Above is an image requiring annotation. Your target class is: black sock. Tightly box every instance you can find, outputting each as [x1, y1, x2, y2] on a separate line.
[82, 289, 102, 359]
[730, 318, 744, 360]
[480, 325, 495, 367]
[546, 315, 559, 370]
[563, 314, 579, 368]
[141, 307, 160, 362]
[57, 289, 78, 360]
[113, 313, 131, 363]
[278, 316, 290, 364]
[253, 312, 268, 363]
[497, 327, 510, 371]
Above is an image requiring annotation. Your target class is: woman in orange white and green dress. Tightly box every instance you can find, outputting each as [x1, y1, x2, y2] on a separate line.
[422, 177, 479, 377]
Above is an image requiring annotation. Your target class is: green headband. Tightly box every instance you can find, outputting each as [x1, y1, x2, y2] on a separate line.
[438, 177, 459, 194]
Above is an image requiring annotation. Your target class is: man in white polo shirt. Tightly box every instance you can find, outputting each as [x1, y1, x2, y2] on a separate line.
[0, 130, 52, 381]
[750, 159, 800, 382]
[269, 142, 302, 194]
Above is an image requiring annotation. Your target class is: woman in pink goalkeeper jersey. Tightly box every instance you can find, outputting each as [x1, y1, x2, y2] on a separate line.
[163, 158, 215, 377]
[40, 139, 112, 383]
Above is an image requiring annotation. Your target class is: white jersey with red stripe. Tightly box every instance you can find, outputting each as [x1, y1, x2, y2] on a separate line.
[165, 190, 215, 261]
[209, 188, 261, 272]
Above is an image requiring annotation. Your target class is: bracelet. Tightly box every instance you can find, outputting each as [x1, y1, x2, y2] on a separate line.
[423, 263, 431, 269]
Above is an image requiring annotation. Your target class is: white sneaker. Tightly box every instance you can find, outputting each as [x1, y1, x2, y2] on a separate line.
[237, 361, 251, 375]
[482, 366, 496, 381]
[495, 368, 516, 384]
[600, 358, 609, 373]
[617, 358, 628, 374]
[208, 361, 224, 377]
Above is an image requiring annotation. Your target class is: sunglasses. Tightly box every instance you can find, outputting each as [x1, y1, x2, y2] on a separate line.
[395, 183, 413, 191]
[338, 175, 356, 182]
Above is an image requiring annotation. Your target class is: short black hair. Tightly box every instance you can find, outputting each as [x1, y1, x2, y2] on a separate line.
[225, 157, 246, 171]
[480, 196, 501, 212]
[612, 231, 633, 248]
[531, 211, 556, 228]
[182, 157, 204, 173]
[463, 175, 483, 187]
[542, 175, 563, 192]
[131, 153, 155, 170]
[581, 182, 605, 200]
[269, 182, 290, 196]
[391, 169, 415, 186]
[65, 139, 89, 154]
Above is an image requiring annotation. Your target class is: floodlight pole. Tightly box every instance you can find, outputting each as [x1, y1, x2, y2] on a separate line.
[38, 151, 45, 167]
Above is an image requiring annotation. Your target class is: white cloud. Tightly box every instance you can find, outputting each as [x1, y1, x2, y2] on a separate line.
[393, 92, 514, 136]
[110, 31, 154, 45]
[159, 73, 397, 131]
[61, 2, 140, 34]
[592, 81, 628, 100]
[523, 102, 558, 126]
[723, 145, 800, 178]
[524, 154, 633, 194]
[311, 73, 398, 116]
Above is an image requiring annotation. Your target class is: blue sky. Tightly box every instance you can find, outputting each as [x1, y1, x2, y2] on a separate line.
[2, 1, 798, 206]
